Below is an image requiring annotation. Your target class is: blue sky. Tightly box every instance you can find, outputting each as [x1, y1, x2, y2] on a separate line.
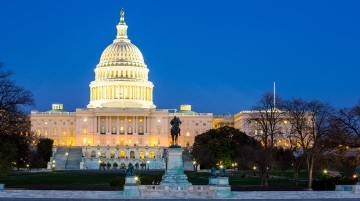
[0, 0, 359, 114]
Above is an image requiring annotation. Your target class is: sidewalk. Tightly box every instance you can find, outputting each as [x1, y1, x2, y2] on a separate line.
[0, 190, 359, 200]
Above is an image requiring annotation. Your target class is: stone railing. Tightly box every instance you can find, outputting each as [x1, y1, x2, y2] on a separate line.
[136, 185, 217, 198]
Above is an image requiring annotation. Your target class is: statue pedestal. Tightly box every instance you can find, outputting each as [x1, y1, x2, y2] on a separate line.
[123, 176, 140, 197]
[209, 177, 232, 198]
[209, 177, 229, 185]
[352, 183, 360, 194]
[160, 147, 191, 187]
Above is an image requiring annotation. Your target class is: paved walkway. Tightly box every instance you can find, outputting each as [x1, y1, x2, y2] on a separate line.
[0, 190, 359, 200]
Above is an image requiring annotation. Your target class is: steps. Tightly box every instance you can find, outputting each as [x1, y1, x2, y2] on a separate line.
[53, 147, 82, 170]
[65, 148, 83, 170]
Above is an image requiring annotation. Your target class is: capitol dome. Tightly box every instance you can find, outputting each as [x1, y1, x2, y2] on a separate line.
[98, 42, 146, 67]
[87, 9, 155, 109]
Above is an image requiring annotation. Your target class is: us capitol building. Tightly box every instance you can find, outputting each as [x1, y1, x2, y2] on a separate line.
[30, 9, 292, 170]
[30, 9, 213, 170]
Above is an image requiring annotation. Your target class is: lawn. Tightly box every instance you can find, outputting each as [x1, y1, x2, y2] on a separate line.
[0, 170, 308, 191]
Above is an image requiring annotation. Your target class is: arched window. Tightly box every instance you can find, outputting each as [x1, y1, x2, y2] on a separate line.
[110, 150, 115, 158]
[130, 151, 135, 159]
[120, 163, 126, 169]
[120, 151, 126, 158]
[139, 151, 144, 159]
[101, 150, 106, 158]
[149, 151, 155, 158]
[91, 151, 96, 158]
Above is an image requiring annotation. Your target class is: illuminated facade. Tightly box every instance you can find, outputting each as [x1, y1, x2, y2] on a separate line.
[30, 9, 212, 170]
[233, 110, 293, 148]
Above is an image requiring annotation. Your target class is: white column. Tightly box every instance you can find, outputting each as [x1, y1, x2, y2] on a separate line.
[132, 116, 135, 133]
[125, 116, 128, 134]
[106, 116, 109, 134]
[97, 117, 100, 134]
[117, 116, 119, 134]
[144, 116, 147, 133]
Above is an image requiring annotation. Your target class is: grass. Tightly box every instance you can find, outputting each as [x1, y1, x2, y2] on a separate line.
[0, 170, 309, 191]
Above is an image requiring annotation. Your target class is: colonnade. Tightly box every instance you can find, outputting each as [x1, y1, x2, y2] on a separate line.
[95, 69, 148, 80]
[93, 116, 150, 135]
[90, 85, 153, 101]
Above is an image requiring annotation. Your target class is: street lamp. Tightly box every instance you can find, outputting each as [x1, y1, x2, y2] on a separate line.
[51, 160, 56, 171]
[147, 160, 150, 170]
[193, 161, 197, 172]
[252, 166, 257, 176]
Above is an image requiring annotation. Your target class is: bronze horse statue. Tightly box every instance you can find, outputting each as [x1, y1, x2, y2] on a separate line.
[170, 116, 181, 146]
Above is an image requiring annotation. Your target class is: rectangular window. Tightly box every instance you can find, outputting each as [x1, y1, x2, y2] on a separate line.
[101, 126, 106, 134]
[138, 126, 144, 135]
[112, 127, 117, 134]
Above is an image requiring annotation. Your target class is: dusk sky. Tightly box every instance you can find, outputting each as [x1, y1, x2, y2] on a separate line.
[0, 0, 359, 115]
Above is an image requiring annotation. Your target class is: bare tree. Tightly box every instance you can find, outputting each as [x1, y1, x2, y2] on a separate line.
[336, 101, 360, 145]
[283, 99, 309, 186]
[247, 92, 283, 187]
[0, 64, 34, 134]
[285, 99, 333, 189]
[0, 63, 34, 174]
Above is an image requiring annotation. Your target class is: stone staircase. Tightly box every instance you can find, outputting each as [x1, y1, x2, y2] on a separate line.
[53, 147, 82, 170]
[65, 147, 83, 170]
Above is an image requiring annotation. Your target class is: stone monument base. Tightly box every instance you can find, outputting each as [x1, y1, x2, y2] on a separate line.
[123, 176, 140, 197]
[209, 177, 229, 185]
[208, 177, 232, 198]
[352, 184, 360, 194]
[160, 147, 191, 187]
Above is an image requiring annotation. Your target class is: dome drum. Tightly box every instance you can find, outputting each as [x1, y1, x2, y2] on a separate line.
[94, 66, 149, 81]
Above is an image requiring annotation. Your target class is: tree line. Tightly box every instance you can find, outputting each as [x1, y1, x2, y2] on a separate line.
[192, 92, 360, 189]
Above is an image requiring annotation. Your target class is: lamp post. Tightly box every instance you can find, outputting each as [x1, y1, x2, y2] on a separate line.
[52, 160, 56, 171]
[323, 169, 328, 175]
[231, 163, 237, 175]
[147, 160, 150, 170]
[193, 161, 197, 172]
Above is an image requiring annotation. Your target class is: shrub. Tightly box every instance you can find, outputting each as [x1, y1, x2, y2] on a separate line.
[110, 177, 125, 186]
[312, 177, 357, 191]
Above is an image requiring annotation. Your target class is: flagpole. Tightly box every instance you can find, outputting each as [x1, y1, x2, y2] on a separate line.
[273, 82, 276, 107]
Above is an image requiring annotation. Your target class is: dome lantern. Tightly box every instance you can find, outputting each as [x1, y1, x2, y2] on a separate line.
[114, 8, 129, 43]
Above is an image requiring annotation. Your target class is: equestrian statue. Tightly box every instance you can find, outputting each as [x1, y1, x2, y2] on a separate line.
[170, 116, 182, 147]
